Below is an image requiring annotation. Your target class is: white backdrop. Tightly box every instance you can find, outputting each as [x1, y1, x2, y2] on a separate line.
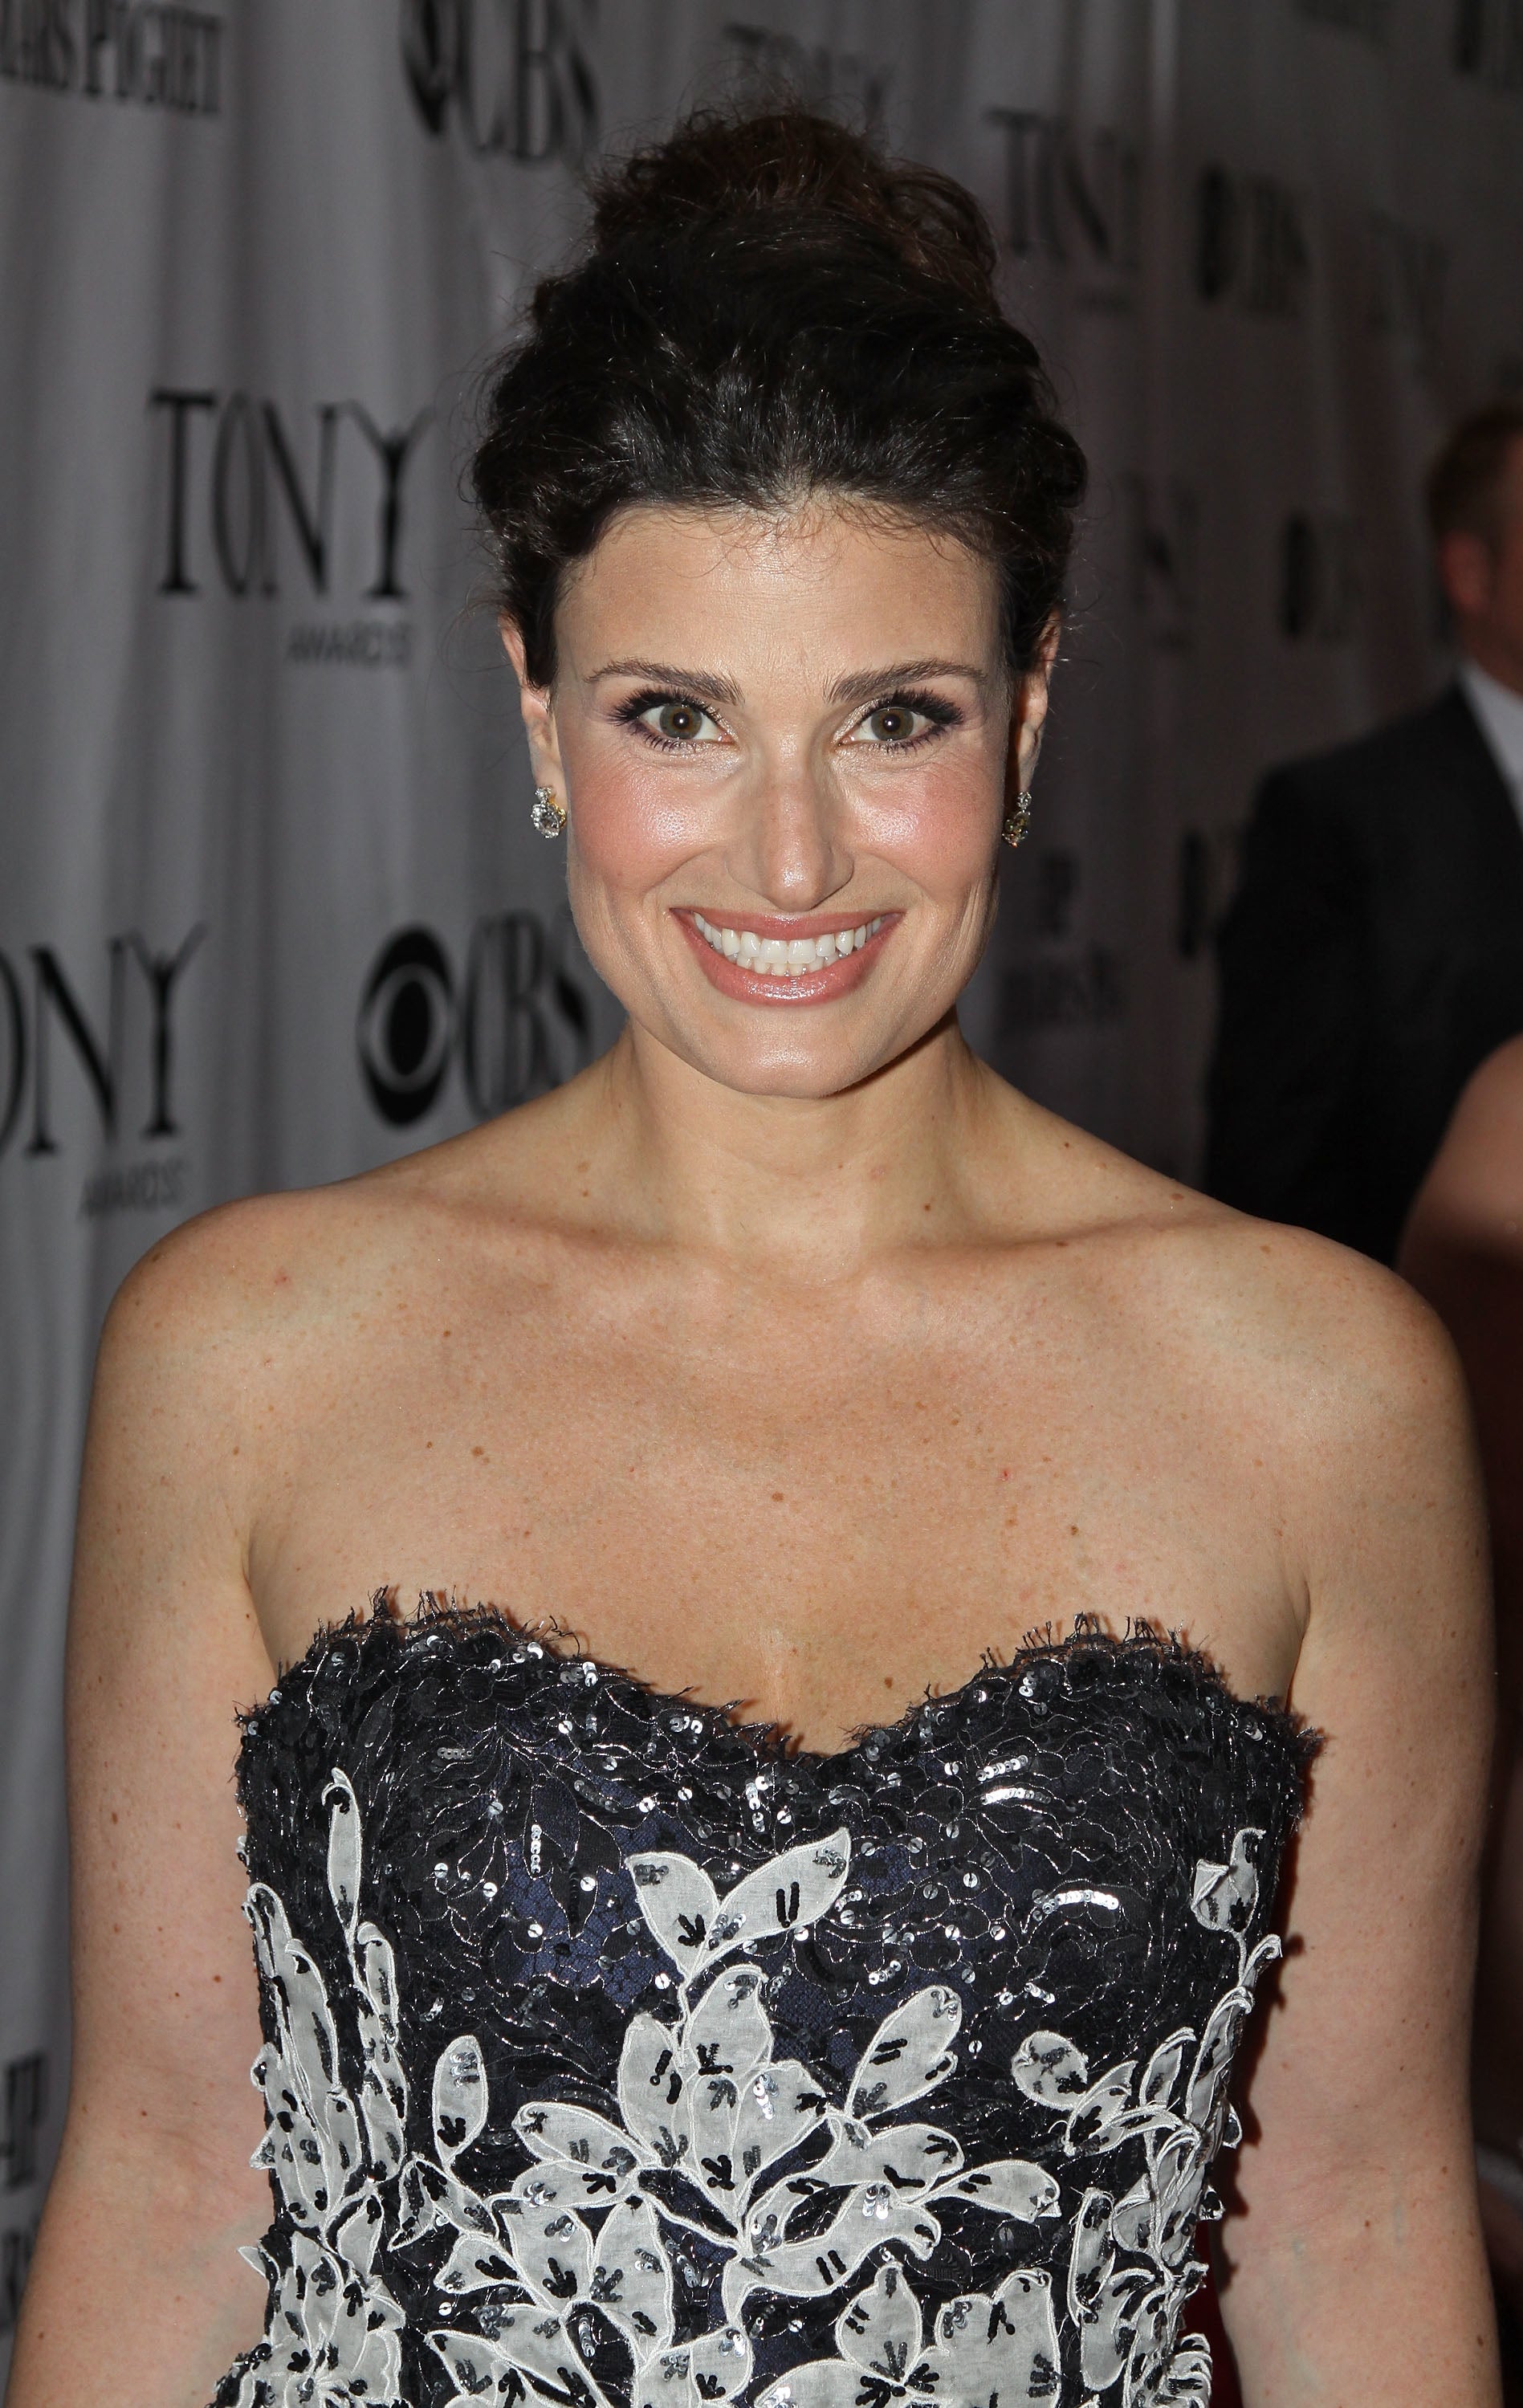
[3, 0, 1522, 2361]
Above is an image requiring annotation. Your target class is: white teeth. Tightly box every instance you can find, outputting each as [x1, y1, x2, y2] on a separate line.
[691, 911, 885, 972]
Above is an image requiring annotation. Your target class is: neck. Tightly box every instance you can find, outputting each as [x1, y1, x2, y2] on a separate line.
[569, 1014, 1012, 1277]
[1461, 628, 1523, 701]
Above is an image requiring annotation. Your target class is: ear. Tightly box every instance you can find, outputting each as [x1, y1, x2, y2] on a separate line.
[1008, 612, 1061, 792]
[1438, 530, 1495, 623]
[499, 614, 564, 792]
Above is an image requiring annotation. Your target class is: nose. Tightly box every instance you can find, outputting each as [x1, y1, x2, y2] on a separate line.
[727, 746, 853, 914]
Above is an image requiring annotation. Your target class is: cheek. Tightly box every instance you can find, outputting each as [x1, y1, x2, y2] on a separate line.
[850, 758, 1001, 894]
[561, 740, 711, 892]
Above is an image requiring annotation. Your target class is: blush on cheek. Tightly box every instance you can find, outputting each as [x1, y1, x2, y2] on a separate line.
[857, 772, 999, 896]
[564, 756, 711, 888]
[561, 753, 711, 1005]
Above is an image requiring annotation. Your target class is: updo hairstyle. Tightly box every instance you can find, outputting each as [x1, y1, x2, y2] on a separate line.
[472, 108, 1085, 687]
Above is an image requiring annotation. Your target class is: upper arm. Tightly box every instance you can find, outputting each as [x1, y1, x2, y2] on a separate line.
[1222, 1265, 1495, 2378]
[63, 1212, 279, 2196]
[12, 1197, 359, 2402]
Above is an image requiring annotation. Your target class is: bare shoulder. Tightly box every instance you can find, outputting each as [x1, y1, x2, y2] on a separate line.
[1150, 1191, 1470, 1465]
[1084, 1200, 1486, 1755]
[101, 1126, 501, 1384]
[1017, 1101, 1476, 1510]
[1142, 1196, 1484, 1640]
[101, 1177, 378, 1391]
[86, 1185, 373, 1559]
[1018, 1100, 1454, 1400]
[1168, 1194, 1457, 1381]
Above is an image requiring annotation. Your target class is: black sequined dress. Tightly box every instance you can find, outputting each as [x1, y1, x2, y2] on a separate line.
[216, 1612, 1309, 2408]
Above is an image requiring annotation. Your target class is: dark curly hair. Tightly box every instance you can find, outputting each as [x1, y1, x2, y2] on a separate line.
[472, 108, 1086, 687]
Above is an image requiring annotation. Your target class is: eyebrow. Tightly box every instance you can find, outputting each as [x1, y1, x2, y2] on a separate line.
[586, 658, 743, 704]
[585, 655, 986, 706]
[823, 658, 987, 705]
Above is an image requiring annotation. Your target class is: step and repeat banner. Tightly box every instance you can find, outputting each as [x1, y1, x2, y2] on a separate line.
[2, 0, 1522, 2357]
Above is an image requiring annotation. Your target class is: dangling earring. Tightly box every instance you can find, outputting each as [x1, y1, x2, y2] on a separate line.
[1002, 791, 1032, 849]
[530, 785, 566, 838]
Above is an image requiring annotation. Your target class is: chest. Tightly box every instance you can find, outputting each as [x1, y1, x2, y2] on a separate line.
[246, 1258, 1298, 1738]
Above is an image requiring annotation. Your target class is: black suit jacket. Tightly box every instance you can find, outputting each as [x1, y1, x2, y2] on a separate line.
[1205, 684, 1523, 1263]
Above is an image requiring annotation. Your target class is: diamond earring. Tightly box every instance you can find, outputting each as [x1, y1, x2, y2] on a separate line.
[530, 785, 566, 838]
[1002, 791, 1032, 849]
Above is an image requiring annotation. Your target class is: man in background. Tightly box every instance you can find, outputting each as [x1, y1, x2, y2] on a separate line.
[1205, 401, 1523, 1263]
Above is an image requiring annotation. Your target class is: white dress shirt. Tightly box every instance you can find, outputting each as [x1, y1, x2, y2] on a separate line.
[1459, 656, 1523, 828]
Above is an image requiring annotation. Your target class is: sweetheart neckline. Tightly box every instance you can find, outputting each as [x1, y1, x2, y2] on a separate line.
[250, 1596, 1305, 1771]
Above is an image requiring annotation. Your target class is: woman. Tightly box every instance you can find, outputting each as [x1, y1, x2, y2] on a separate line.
[1401, 1034, 1523, 2377]
[10, 109, 1499, 2407]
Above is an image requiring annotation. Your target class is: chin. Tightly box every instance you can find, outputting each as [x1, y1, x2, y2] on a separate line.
[674, 1029, 894, 1102]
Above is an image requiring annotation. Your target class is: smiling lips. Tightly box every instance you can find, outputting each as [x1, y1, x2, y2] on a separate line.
[678, 908, 894, 1002]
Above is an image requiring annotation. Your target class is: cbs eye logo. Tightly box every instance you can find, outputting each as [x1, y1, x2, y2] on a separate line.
[357, 915, 593, 1126]
[356, 927, 456, 1125]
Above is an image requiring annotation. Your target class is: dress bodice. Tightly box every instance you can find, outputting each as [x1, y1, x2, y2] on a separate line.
[216, 1611, 1310, 2408]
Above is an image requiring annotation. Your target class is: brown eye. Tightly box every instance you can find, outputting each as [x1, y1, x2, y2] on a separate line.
[862, 704, 919, 743]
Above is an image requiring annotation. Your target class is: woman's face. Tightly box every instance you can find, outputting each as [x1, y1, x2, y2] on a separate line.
[507, 499, 1053, 1101]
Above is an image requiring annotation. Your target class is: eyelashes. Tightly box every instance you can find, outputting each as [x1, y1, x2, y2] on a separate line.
[609, 685, 965, 754]
[859, 689, 963, 744]
[877, 688, 963, 726]
[611, 687, 722, 752]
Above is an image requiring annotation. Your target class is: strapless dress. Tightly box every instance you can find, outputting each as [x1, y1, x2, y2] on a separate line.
[214, 1611, 1311, 2408]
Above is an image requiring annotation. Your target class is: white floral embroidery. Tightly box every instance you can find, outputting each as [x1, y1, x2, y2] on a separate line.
[1010, 1827, 1280, 2406]
[756, 2255, 1062, 2408]
[397, 1822, 1059, 2406]
[230, 1770, 407, 2406]
[229, 1778, 1273, 2408]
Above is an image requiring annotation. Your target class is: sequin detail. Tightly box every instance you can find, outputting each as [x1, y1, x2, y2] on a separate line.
[216, 1611, 1311, 2407]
